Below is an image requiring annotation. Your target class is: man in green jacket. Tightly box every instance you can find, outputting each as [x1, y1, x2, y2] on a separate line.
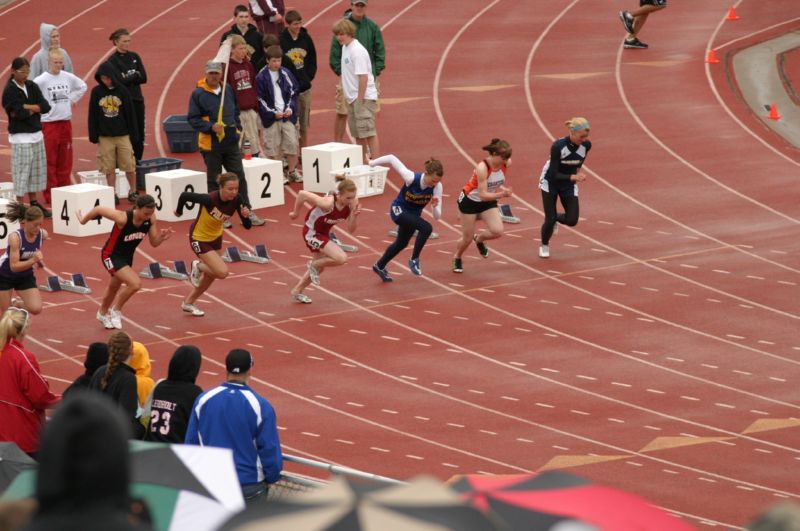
[329, 0, 385, 154]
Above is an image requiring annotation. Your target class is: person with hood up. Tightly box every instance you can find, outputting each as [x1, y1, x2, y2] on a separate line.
[87, 61, 139, 205]
[62, 342, 108, 397]
[29, 24, 74, 79]
[146, 345, 203, 443]
[23, 392, 153, 531]
[130, 341, 154, 408]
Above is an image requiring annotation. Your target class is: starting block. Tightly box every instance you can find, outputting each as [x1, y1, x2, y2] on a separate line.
[221, 244, 270, 264]
[388, 228, 439, 240]
[330, 233, 358, 253]
[39, 273, 92, 294]
[500, 204, 520, 224]
[139, 261, 189, 281]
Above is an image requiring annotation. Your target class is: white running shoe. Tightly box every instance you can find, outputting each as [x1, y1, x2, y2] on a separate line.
[181, 302, 205, 316]
[292, 292, 312, 304]
[190, 260, 201, 288]
[307, 260, 321, 285]
[96, 310, 114, 329]
[539, 245, 550, 259]
[109, 308, 123, 329]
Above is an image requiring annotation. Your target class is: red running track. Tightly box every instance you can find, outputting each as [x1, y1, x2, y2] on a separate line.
[1, 0, 799, 528]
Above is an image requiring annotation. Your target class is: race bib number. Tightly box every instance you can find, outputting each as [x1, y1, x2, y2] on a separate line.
[392, 205, 403, 216]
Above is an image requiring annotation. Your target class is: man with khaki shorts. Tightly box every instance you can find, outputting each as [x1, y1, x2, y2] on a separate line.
[332, 19, 377, 164]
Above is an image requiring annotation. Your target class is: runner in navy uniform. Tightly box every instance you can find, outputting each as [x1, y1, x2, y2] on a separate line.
[368, 154, 443, 280]
[0, 202, 47, 314]
[538, 117, 591, 259]
[78, 194, 172, 329]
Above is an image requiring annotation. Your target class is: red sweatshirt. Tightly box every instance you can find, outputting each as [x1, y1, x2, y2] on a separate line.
[226, 59, 259, 111]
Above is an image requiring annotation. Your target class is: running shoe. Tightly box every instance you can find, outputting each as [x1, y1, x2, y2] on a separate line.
[181, 302, 205, 316]
[539, 245, 550, 259]
[474, 235, 489, 258]
[30, 201, 52, 218]
[249, 212, 266, 226]
[307, 260, 321, 285]
[109, 308, 123, 329]
[452, 257, 464, 273]
[127, 191, 139, 203]
[96, 310, 114, 329]
[189, 259, 201, 288]
[292, 292, 312, 304]
[619, 10, 635, 34]
[408, 258, 422, 276]
[624, 38, 648, 49]
[288, 169, 303, 183]
[372, 263, 393, 282]
[223, 219, 233, 229]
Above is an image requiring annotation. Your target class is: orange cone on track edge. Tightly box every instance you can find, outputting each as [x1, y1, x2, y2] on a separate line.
[767, 103, 781, 120]
[705, 49, 720, 64]
[726, 6, 740, 20]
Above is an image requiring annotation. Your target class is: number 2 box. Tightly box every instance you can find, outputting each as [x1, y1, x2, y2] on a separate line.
[144, 169, 207, 222]
[52, 183, 115, 237]
[243, 157, 284, 210]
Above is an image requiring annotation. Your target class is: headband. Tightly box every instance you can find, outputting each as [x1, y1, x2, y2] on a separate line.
[569, 121, 590, 132]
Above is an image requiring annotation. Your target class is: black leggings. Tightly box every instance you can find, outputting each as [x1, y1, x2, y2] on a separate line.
[376, 212, 432, 269]
[540, 189, 579, 245]
[132, 99, 145, 162]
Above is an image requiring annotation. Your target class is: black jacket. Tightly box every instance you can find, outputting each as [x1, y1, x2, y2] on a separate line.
[89, 362, 145, 439]
[107, 50, 147, 102]
[222, 23, 266, 74]
[63, 342, 109, 398]
[2, 78, 50, 134]
[279, 26, 317, 93]
[87, 61, 139, 143]
[146, 345, 203, 444]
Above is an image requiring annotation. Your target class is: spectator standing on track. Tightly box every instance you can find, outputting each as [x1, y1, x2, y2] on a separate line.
[452, 138, 513, 274]
[62, 342, 109, 397]
[188, 60, 265, 227]
[247, 0, 285, 39]
[0, 307, 60, 458]
[256, 45, 300, 183]
[186, 348, 283, 504]
[288, 178, 360, 304]
[146, 345, 203, 444]
[89, 331, 146, 439]
[332, 19, 379, 164]
[329, 0, 385, 149]
[29, 24, 74, 79]
[538, 117, 591, 259]
[107, 28, 148, 163]
[33, 49, 87, 205]
[77, 194, 172, 330]
[0, 202, 47, 315]
[3, 57, 52, 217]
[222, 5, 267, 76]
[225, 35, 262, 159]
[369, 154, 443, 281]
[87, 61, 139, 204]
[619, 0, 667, 49]
[279, 9, 317, 151]
[175, 172, 253, 318]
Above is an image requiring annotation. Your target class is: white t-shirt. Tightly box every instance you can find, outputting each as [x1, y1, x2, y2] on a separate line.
[33, 70, 87, 122]
[340, 39, 378, 104]
[269, 69, 285, 112]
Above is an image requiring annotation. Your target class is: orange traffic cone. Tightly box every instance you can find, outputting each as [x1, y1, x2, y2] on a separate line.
[705, 49, 720, 64]
[726, 6, 740, 20]
[767, 103, 781, 120]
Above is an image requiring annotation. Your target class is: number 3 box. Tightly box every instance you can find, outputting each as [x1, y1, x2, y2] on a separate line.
[52, 183, 115, 237]
[144, 168, 207, 222]
[301, 142, 362, 194]
[243, 157, 284, 210]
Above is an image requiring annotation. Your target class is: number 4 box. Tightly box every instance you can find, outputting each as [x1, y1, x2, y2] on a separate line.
[301, 142, 362, 194]
[52, 183, 115, 237]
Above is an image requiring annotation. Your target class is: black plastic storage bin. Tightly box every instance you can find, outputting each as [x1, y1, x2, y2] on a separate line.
[163, 114, 198, 153]
[135, 157, 183, 189]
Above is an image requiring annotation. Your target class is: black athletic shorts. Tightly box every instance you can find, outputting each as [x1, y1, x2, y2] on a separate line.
[0, 274, 36, 291]
[457, 191, 498, 215]
[640, 0, 667, 6]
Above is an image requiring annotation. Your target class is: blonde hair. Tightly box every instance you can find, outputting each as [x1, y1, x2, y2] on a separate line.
[0, 309, 29, 346]
[336, 178, 357, 194]
[565, 117, 590, 131]
[100, 332, 132, 391]
[332, 19, 356, 37]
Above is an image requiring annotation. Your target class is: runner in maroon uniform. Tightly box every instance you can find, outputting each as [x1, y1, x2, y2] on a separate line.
[78, 194, 172, 329]
[288, 178, 359, 303]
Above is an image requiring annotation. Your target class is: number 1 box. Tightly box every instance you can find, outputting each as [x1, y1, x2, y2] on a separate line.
[301, 142, 362, 194]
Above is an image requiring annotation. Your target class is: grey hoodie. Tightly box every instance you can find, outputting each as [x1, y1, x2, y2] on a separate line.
[30, 23, 74, 79]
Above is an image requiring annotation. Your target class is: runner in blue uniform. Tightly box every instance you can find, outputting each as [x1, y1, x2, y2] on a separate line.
[538, 117, 591, 259]
[0, 202, 46, 314]
[369, 154, 443, 280]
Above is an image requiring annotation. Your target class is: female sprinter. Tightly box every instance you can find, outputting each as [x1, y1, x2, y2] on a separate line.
[538, 117, 591, 258]
[0, 203, 46, 315]
[368, 154, 443, 280]
[78, 194, 172, 329]
[452, 138, 513, 273]
[175, 172, 252, 317]
[288, 178, 360, 303]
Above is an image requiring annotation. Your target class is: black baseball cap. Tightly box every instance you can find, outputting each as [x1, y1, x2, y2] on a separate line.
[226, 349, 254, 374]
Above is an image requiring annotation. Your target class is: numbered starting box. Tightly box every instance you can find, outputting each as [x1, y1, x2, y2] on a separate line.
[301, 142, 362, 194]
[77, 170, 130, 197]
[0, 198, 21, 250]
[144, 168, 206, 222]
[243, 157, 284, 210]
[51, 183, 115, 237]
[0, 182, 15, 200]
[330, 165, 387, 198]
